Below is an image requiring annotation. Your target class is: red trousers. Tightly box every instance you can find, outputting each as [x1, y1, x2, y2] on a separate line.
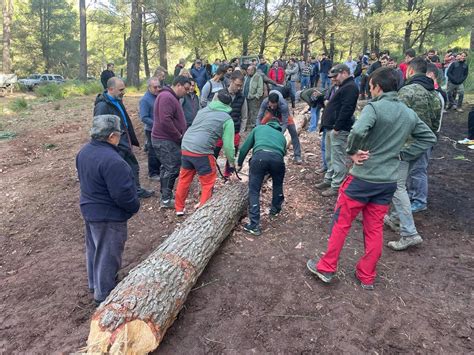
[175, 150, 217, 212]
[316, 175, 395, 284]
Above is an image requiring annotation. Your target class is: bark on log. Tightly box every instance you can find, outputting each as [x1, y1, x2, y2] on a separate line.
[87, 110, 308, 354]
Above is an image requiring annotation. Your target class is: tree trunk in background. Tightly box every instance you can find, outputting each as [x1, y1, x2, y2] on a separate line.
[126, 0, 142, 87]
[403, 0, 415, 51]
[329, 33, 335, 60]
[142, 11, 150, 79]
[299, 0, 309, 60]
[373, 0, 382, 53]
[158, 12, 168, 70]
[471, 25, 474, 51]
[79, 0, 87, 80]
[280, 0, 296, 58]
[2, 0, 13, 73]
[259, 0, 269, 56]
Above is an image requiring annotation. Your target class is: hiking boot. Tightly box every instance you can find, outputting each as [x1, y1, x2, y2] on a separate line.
[354, 272, 374, 290]
[269, 206, 281, 218]
[148, 174, 160, 181]
[243, 223, 262, 236]
[160, 198, 175, 209]
[315, 181, 331, 189]
[294, 157, 303, 164]
[387, 234, 423, 251]
[306, 259, 334, 283]
[384, 215, 400, 233]
[137, 188, 154, 199]
[411, 201, 427, 213]
[321, 187, 339, 197]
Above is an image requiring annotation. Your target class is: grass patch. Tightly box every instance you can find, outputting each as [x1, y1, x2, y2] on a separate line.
[34, 81, 104, 101]
[9, 97, 29, 112]
[35, 84, 65, 100]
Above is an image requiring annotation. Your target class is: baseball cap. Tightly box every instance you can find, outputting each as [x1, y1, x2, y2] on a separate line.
[328, 64, 350, 77]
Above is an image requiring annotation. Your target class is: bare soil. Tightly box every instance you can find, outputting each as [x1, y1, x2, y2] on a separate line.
[0, 94, 473, 353]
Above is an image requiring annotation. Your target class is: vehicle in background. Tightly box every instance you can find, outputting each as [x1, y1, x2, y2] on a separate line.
[18, 74, 65, 90]
[0, 73, 18, 97]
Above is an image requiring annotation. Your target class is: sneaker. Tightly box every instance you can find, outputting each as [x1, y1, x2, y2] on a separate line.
[316, 167, 327, 174]
[294, 157, 303, 164]
[411, 201, 427, 213]
[137, 188, 154, 199]
[269, 207, 281, 220]
[306, 259, 334, 283]
[148, 174, 160, 181]
[384, 215, 400, 233]
[315, 181, 331, 189]
[176, 209, 185, 217]
[160, 198, 175, 208]
[354, 272, 374, 290]
[456, 108, 464, 113]
[387, 234, 423, 251]
[243, 223, 262, 236]
[321, 187, 339, 197]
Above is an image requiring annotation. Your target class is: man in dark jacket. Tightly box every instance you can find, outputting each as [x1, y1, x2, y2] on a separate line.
[139, 77, 162, 180]
[94, 77, 154, 198]
[320, 54, 333, 90]
[191, 59, 210, 92]
[152, 75, 190, 208]
[76, 115, 140, 305]
[180, 78, 200, 127]
[315, 64, 359, 197]
[100, 63, 115, 89]
[447, 52, 469, 112]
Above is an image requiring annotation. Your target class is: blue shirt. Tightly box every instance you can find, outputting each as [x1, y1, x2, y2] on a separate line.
[106, 93, 128, 128]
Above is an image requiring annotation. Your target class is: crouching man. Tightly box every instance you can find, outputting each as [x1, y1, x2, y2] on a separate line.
[175, 90, 235, 216]
[76, 115, 140, 305]
[238, 119, 287, 236]
[306, 67, 436, 290]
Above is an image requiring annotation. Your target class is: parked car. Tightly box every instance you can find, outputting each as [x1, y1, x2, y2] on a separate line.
[18, 74, 65, 90]
[0, 73, 17, 97]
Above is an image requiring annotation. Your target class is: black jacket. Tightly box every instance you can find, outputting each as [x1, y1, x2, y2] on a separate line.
[321, 76, 359, 132]
[100, 70, 115, 89]
[94, 93, 140, 151]
[447, 61, 469, 85]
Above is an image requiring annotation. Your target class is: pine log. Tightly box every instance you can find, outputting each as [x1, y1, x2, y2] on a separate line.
[86, 108, 308, 354]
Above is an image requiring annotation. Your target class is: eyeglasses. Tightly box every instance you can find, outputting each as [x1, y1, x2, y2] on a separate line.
[152, 85, 162, 89]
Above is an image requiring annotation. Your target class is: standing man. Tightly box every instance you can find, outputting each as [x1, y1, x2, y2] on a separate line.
[152, 76, 191, 208]
[211, 58, 221, 76]
[238, 119, 287, 236]
[100, 63, 115, 90]
[174, 58, 185, 78]
[94, 77, 154, 198]
[257, 55, 270, 75]
[191, 59, 210, 92]
[175, 91, 235, 216]
[307, 67, 437, 290]
[446, 51, 469, 112]
[76, 115, 140, 304]
[399, 48, 416, 80]
[320, 54, 333, 90]
[139, 77, 162, 181]
[315, 64, 359, 197]
[300, 59, 313, 90]
[285, 58, 299, 108]
[344, 55, 357, 76]
[200, 64, 227, 107]
[310, 56, 320, 88]
[244, 65, 264, 130]
[181, 78, 200, 128]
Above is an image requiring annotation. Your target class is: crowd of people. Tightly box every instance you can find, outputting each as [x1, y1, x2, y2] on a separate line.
[80, 49, 469, 304]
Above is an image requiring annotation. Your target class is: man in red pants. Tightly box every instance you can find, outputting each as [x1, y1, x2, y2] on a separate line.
[175, 90, 235, 216]
[306, 67, 436, 290]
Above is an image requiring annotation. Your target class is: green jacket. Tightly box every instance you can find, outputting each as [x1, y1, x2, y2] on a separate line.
[347, 92, 437, 183]
[237, 121, 287, 166]
[398, 74, 442, 133]
[245, 74, 264, 100]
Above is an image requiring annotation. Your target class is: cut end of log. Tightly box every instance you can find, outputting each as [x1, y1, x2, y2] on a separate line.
[87, 319, 158, 354]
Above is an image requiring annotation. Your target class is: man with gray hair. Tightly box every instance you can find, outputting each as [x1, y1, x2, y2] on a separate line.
[76, 115, 140, 305]
[94, 77, 154, 198]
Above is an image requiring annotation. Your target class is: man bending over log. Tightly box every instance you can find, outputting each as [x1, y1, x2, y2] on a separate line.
[175, 90, 236, 216]
[76, 115, 140, 305]
[237, 118, 287, 236]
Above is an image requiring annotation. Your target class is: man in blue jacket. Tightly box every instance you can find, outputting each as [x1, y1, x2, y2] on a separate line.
[76, 115, 140, 305]
[191, 59, 210, 92]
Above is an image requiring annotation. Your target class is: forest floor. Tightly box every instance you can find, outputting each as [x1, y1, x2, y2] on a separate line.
[0, 93, 473, 353]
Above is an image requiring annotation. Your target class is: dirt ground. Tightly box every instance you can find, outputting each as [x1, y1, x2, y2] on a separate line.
[0, 93, 473, 353]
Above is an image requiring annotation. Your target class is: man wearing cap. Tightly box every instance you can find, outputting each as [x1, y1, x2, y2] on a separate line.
[315, 64, 359, 197]
[175, 90, 235, 216]
[76, 115, 140, 305]
[191, 59, 210, 92]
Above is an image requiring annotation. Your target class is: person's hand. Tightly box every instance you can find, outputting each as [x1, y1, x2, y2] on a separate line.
[351, 150, 370, 165]
[333, 129, 339, 135]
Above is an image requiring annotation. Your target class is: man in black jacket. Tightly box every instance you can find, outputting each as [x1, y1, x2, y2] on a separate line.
[100, 63, 115, 90]
[94, 77, 154, 198]
[315, 64, 359, 197]
[447, 52, 469, 112]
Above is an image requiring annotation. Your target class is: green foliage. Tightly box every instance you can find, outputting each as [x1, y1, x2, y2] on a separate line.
[464, 52, 474, 93]
[35, 84, 65, 100]
[62, 80, 103, 96]
[9, 97, 29, 112]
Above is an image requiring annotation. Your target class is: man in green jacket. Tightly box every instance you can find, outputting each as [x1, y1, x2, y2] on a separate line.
[238, 119, 287, 236]
[243, 65, 264, 130]
[307, 67, 436, 290]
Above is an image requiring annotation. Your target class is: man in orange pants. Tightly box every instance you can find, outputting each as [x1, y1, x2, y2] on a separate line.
[175, 90, 235, 216]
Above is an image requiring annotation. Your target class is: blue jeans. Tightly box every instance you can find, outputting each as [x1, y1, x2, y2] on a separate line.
[248, 150, 285, 228]
[85, 220, 128, 302]
[287, 123, 302, 158]
[407, 147, 432, 205]
[301, 75, 311, 90]
[289, 80, 296, 107]
[321, 128, 328, 170]
[389, 161, 418, 237]
[308, 106, 321, 132]
[321, 73, 331, 90]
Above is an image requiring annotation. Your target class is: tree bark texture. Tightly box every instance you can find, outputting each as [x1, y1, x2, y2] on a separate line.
[471, 25, 474, 52]
[126, 0, 142, 87]
[158, 12, 168, 70]
[2, 0, 13, 73]
[79, 0, 87, 80]
[259, 0, 269, 56]
[280, 0, 296, 58]
[142, 11, 150, 79]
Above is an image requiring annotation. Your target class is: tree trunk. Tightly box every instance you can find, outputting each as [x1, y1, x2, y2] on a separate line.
[373, 0, 382, 54]
[403, 0, 415, 51]
[471, 25, 474, 52]
[86, 109, 308, 354]
[300, 0, 309, 60]
[329, 33, 335, 61]
[259, 0, 269, 56]
[2, 0, 13, 73]
[126, 0, 142, 87]
[142, 11, 150, 79]
[79, 0, 87, 80]
[158, 12, 168, 70]
[217, 39, 227, 60]
[280, 0, 296, 58]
